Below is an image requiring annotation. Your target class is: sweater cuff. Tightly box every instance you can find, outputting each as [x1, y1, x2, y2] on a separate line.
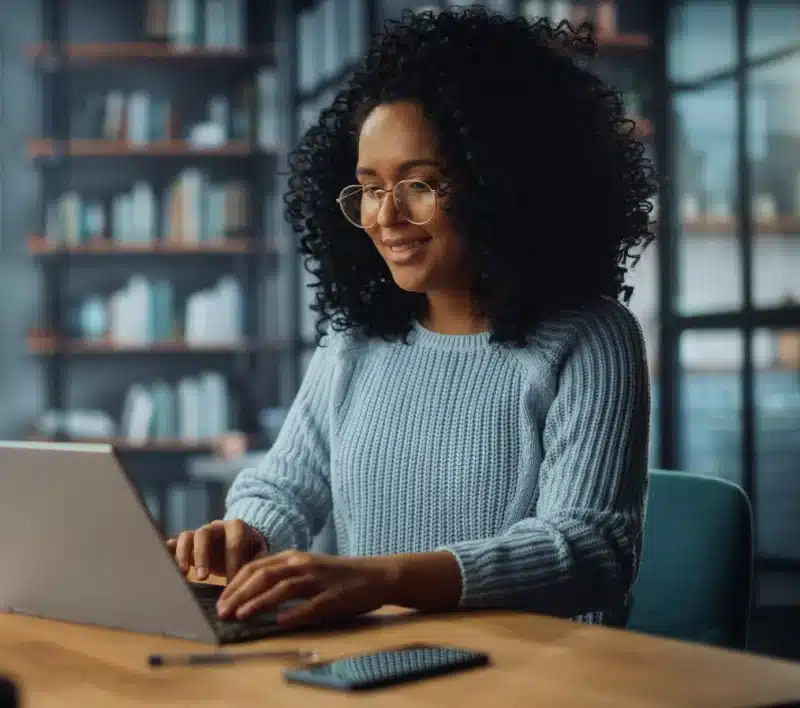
[437, 540, 492, 609]
[225, 498, 301, 554]
[438, 535, 571, 611]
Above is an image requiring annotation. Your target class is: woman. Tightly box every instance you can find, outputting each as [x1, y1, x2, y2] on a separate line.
[169, 7, 656, 629]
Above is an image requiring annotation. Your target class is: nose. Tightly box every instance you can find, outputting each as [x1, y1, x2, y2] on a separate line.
[376, 189, 402, 227]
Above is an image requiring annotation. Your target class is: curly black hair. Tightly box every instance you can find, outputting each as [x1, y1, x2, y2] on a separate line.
[285, 5, 657, 346]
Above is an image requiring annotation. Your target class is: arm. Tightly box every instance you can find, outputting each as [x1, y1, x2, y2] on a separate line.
[432, 303, 650, 618]
[224, 342, 336, 553]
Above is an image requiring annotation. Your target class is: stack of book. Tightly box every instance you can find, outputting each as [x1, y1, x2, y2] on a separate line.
[70, 88, 256, 146]
[35, 368, 236, 445]
[146, 0, 246, 50]
[45, 171, 250, 247]
[71, 275, 245, 346]
[72, 91, 174, 143]
[121, 372, 233, 443]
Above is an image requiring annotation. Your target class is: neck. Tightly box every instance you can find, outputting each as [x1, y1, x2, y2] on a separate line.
[423, 289, 488, 335]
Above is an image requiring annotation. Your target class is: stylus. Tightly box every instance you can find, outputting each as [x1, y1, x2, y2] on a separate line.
[148, 649, 319, 667]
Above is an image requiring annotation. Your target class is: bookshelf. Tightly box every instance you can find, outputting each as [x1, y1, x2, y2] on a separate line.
[594, 32, 650, 49]
[27, 234, 262, 254]
[26, 330, 291, 354]
[27, 138, 260, 158]
[646, 217, 800, 236]
[27, 433, 255, 453]
[29, 0, 296, 465]
[26, 331, 267, 354]
[682, 217, 800, 236]
[28, 41, 278, 62]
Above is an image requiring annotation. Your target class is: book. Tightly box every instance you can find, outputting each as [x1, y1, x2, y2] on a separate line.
[256, 69, 280, 149]
[297, 7, 314, 93]
[204, 0, 228, 48]
[151, 379, 178, 439]
[168, 0, 197, 48]
[145, 0, 170, 41]
[120, 384, 155, 444]
[177, 376, 201, 441]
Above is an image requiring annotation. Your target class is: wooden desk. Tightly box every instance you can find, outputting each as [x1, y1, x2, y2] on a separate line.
[1, 604, 800, 707]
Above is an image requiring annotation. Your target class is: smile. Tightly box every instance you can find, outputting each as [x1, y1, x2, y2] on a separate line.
[383, 237, 432, 264]
[388, 238, 430, 253]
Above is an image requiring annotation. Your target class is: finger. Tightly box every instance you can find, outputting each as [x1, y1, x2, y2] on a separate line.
[217, 562, 302, 618]
[219, 552, 287, 603]
[235, 575, 319, 620]
[275, 588, 340, 627]
[165, 537, 177, 551]
[192, 521, 223, 579]
[218, 559, 259, 605]
[174, 531, 194, 574]
[223, 520, 246, 583]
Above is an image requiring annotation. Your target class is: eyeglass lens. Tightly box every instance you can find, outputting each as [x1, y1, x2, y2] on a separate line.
[339, 180, 437, 228]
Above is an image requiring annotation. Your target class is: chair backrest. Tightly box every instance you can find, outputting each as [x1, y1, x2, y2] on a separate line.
[627, 469, 754, 650]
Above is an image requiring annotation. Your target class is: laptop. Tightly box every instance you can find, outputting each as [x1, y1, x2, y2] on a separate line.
[0, 440, 297, 644]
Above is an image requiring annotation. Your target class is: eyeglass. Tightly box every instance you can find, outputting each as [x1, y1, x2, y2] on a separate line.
[336, 179, 449, 229]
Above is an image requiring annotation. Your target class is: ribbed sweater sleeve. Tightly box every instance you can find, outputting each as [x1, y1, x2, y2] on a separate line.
[224, 341, 335, 552]
[439, 305, 650, 617]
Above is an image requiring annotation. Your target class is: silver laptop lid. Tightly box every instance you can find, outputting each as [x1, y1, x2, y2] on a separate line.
[0, 441, 217, 643]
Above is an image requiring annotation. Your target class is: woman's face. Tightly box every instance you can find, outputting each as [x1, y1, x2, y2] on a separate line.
[355, 101, 470, 294]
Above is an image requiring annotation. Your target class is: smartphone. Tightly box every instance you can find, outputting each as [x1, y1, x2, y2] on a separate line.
[283, 643, 490, 692]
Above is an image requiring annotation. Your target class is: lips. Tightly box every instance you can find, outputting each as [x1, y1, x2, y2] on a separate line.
[383, 236, 432, 253]
[381, 236, 432, 264]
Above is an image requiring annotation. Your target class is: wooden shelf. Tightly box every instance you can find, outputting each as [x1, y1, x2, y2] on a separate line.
[28, 42, 277, 63]
[681, 217, 800, 235]
[27, 138, 260, 158]
[28, 434, 248, 453]
[648, 362, 800, 375]
[27, 332, 266, 355]
[26, 235, 264, 256]
[596, 33, 651, 50]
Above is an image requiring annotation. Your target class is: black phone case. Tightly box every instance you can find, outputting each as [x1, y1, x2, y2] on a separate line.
[283, 645, 490, 692]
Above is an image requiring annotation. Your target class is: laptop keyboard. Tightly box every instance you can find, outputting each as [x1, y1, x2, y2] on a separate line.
[189, 582, 287, 643]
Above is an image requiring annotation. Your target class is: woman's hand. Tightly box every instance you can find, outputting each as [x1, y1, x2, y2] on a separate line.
[166, 519, 268, 582]
[216, 550, 401, 627]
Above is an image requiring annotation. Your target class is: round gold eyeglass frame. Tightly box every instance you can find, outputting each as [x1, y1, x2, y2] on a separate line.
[336, 179, 449, 230]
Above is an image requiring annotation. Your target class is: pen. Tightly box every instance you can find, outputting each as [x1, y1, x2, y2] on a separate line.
[147, 649, 319, 667]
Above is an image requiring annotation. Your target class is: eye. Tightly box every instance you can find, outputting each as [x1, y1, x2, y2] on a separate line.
[406, 180, 431, 192]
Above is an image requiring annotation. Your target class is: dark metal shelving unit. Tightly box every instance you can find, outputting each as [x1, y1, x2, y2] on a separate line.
[31, 0, 296, 466]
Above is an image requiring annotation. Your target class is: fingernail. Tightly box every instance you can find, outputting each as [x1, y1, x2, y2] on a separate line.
[216, 602, 227, 616]
[196, 567, 207, 579]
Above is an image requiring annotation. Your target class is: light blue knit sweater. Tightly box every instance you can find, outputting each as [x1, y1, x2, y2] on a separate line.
[225, 296, 650, 625]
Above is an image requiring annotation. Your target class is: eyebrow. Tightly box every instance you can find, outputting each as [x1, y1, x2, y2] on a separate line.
[356, 158, 442, 177]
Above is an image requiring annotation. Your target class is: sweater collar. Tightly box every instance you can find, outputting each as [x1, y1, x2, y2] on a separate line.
[410, 321, 493, 352]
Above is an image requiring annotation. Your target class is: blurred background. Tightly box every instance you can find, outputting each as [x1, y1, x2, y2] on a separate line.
[0, 0, 797, 659]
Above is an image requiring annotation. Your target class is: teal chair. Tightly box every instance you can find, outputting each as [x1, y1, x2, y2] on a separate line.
[627, 469, 754, 650]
